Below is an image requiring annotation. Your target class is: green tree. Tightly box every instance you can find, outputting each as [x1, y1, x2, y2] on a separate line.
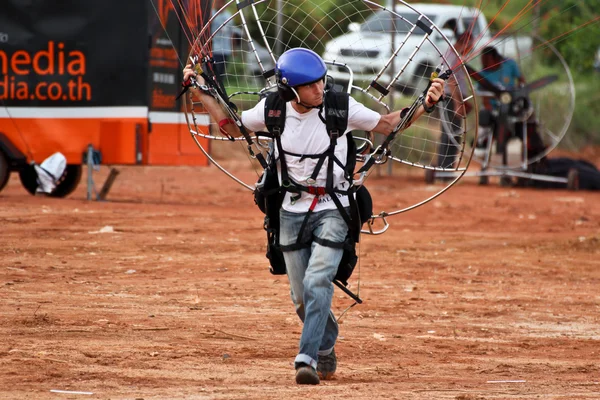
[244, 0, 372, 56]
[539, 0, 600, 72]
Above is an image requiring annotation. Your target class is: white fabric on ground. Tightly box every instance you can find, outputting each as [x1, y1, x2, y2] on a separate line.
[34, 152, 66, 194]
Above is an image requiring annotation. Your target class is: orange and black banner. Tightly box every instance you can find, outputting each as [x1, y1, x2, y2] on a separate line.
[1, 0, 149, 107]
[148, 0, 210, 112]
[149, 0, 185, 112]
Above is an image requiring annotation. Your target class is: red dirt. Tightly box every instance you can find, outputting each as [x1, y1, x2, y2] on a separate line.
[1, 156, 599, 399]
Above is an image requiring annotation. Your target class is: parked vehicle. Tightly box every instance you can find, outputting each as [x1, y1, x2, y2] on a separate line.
[245, 41, 276, 77]
[322, 3, 491, 88]
[0, 0, 209, 197]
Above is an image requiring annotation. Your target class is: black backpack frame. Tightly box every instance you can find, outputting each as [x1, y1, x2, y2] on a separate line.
[254, 90, 372, 303]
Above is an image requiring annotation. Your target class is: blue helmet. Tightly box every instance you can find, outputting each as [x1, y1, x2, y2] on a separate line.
[276, 48, 327, 102]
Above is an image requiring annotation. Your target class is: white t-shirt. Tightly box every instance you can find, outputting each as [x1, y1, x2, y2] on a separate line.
[242, 96, 381, 213]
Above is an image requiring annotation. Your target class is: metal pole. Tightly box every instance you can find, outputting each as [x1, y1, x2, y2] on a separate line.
[275, 0, 283, 57]
[387, 0, 395, 176]
[86, 144, 93, 201]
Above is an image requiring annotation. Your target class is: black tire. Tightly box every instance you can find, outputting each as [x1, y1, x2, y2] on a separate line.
[51, 164, 82, 197]
[0, 151, 10, 193]
[19, 164, 82, 198]
[19, 164, 38, 195]
[479, 175, 489, 185]
[499, 175, 513, 187]
[567, 168, 579, 191]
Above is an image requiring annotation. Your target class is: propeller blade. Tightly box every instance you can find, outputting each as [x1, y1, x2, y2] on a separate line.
[521, 75, 559, 93]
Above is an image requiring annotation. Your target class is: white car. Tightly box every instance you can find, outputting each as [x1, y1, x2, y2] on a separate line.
[322, 3, 491, 90]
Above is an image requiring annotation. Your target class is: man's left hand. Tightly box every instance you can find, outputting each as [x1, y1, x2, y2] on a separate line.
[425, 78, 445, 108]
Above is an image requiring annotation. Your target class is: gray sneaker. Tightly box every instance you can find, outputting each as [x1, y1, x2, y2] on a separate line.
[295, 363, 320, 385]
[317, 348, 337, 380]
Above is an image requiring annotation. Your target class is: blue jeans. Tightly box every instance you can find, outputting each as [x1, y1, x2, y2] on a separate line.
[279, 207, 348, 369]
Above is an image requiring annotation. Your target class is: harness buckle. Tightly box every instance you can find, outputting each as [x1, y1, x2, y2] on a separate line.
[307, 186, 327, 196]
[371, 145, 390, 164]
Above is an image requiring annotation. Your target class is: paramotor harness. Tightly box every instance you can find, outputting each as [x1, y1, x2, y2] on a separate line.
[253, 88, 373, 303]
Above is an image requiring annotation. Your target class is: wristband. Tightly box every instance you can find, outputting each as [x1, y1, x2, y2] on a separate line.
[219, 118, 236, 129]
[218, 118, 236, 140]
[422, 97, 436, 114]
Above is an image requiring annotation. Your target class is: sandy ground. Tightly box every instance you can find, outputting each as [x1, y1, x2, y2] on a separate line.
[1, 152, 600, 400]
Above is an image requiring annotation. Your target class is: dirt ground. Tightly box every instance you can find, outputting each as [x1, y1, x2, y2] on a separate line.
[1, 149, 600, 400]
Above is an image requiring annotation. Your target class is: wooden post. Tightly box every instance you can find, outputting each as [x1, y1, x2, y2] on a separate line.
[98, 168, 120, 201]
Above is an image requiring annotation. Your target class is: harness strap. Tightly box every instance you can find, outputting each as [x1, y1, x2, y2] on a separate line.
[294, 185, 327, 249]
[298, 153, 322, 160]
[273, 128, 293, 188]
[326, 133, 338, 190]
[313, 236, 352, 250]
[324, 129, 358, 240]
[306, 186, 327, 210]
[329, 190, 353, 228]
[279, 241, 311, 252]
[295, 210, 313, 247]
[280, 234, 350, 252]
[306, 186, 327, 196]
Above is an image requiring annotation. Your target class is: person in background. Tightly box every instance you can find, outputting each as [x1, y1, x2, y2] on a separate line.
[210, 0, 233, 93]
[475, 46, 525, 154]
[478, 46, 525, 108]
[435, 32, 474, 169]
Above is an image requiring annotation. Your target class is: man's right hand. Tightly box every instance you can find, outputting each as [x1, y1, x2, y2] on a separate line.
[183, 64, 207, 88]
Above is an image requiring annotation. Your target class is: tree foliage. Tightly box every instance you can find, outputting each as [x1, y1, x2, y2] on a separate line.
[455, 0, 600, 72]
[538, 0, 600, 72]
[243, 0, 372, 56]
